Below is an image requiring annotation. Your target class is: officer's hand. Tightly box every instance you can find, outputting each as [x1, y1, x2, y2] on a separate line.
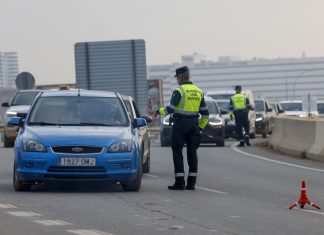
[230, 114, 234, 120]
[147, 109, 159, 117]
[199, 128, 203, 134]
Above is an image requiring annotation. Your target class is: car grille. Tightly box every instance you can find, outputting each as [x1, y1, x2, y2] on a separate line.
[51, 146, 103, 154]
[48, 166, 106, 173]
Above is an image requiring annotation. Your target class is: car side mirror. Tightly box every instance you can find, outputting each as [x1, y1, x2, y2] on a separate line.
[220, 109, 228, 115]
[2, 102, 9, 107]
[134, 118, 147, 128]
[9, 117, 24, 127]
[142, 115, 152, 124]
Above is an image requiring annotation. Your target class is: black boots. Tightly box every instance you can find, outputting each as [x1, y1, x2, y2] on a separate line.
[168, 176, 197, 190]
[186, 176, 196, 190]
[245, 135, 251, 146]
[168, 176, 185, 190]
[168, 184, 185, 190]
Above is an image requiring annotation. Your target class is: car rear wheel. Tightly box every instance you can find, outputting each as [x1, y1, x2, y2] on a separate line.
[142, 156, 150, 173]
[13, 166, 31, 192]
[216, 139, 225, 147]
[160, 136, 170, 147]
[122, 160, 142, 192]
[4, 134, 14, 148]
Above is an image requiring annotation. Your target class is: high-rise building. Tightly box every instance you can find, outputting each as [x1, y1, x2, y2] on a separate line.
[0, 52, 19, 88]
[147, 54, 324, 105]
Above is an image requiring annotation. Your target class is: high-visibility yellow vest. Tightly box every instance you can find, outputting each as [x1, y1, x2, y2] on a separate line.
[175, 84, 203, 115]
[231, 93, 247, 110]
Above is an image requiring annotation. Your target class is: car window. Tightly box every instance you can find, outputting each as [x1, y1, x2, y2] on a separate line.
[280, 102, 302, 111]
[11, 91, 40, 106]
[209, 94, 233, 100]
[206, 100, 219, 114]
[28, 96, 128, 126]
[131, 100, 141, 118]
[254, 100, 265, 112]
[123, 99, 134, 119]
[216, 101, 230, 111]
[318, 103, 324, 114]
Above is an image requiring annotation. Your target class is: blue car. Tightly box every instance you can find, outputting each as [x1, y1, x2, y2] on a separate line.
[10, 89, 149, 192]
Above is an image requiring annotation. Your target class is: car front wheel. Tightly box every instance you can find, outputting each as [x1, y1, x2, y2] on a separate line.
[122, 160, 142, 192]
[13, 166, 31, 192]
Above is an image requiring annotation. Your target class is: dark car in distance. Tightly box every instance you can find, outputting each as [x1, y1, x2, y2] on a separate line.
[160, 97, 226, 147]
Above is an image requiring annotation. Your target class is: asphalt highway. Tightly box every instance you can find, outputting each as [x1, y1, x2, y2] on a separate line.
[1, 138, 324, 235]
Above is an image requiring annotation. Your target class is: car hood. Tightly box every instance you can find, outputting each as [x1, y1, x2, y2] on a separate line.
[23, 126, 132, 146]
[7, 105, 31, 113]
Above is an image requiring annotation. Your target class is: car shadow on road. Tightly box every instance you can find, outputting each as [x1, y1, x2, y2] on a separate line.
[30, 181, 124, 193]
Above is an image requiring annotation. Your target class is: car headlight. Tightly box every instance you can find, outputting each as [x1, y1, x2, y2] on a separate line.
[108, 140, 132, 153]
[256, 117, 263, 121]
[6, 111, 17, 117]
[209, 118, 223, 126]
[23, 139, 47, 152]
[163, 117, 169, 125]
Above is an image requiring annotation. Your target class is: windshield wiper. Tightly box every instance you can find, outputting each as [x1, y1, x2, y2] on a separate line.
[28, 122, 58, 126]
[78, 122, 113, 126]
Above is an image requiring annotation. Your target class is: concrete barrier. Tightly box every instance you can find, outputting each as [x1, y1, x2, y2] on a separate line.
[269, 117, 324, 161]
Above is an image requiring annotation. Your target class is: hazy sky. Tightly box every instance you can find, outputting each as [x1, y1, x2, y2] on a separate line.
[1, 0, 324, 85]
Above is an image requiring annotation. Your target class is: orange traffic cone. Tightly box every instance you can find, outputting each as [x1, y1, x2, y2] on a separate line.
[289, 180, 320, 210]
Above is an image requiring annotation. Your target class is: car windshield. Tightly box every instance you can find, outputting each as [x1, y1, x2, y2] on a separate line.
[28, 96, 128, 126]
[11, 91, 40, 106]
[205, 101, 219, 114]
[254, 100, 265, 112]
[209, 94, 233, 100]
[280, 102, 302, 111]
[216, 101, 230, 111]
[317, 103, 324, 114]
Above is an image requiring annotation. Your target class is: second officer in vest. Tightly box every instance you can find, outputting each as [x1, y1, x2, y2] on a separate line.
[148, 66, 209, 190]
[229, 85, 252, 147]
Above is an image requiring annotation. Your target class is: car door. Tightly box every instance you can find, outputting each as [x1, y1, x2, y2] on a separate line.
[122, 97, 150, 164]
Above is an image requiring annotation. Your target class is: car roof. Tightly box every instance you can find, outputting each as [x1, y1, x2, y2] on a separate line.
[16, 89, 43, 93]
[279, 100, 302, 103]
[40, 89, 118, 98]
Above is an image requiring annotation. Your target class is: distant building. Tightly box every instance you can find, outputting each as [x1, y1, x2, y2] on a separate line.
[147, 54, 324, 105]
[0, 52, 19, 88]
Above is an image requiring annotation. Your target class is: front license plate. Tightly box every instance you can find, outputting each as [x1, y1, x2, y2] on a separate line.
[60, 158, 96, 166]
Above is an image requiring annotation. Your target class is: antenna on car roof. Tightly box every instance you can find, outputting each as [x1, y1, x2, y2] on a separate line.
[78, 88, 80, 96]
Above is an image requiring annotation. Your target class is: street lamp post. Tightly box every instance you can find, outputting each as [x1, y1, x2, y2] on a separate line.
[292, 68, 323, 100]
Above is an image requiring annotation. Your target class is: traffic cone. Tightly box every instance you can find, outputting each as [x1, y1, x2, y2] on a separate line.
[289, 180, 320, 210]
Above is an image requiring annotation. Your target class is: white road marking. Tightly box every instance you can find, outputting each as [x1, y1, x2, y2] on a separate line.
[231, 143, 324, 173]
[145, 174, 159, 178]
[0, 204, 17, 209]
[67, 229, 114, 235]
[144, 173, 228, 194]
[196, 186, 228, 195]
[33, 220, 72, 226]
[294, 208, 324, 216]
[6, 211, 41, 217]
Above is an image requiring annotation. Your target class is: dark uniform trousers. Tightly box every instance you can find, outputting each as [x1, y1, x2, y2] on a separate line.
[171, 116, 201, 186]
[234, 110, 250, 143]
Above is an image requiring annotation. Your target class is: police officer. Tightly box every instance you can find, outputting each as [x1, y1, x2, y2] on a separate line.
[147, 66, 209, 190]
[229, 85, 251, 147]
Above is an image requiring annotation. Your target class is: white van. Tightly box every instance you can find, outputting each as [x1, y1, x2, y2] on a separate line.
[206, 90, 256, 139]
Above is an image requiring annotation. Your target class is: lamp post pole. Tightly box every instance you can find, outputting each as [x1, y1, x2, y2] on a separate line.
[292, 68, 323, 100]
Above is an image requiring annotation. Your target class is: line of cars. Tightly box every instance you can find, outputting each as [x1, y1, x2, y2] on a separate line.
[3, 89, 152, 192]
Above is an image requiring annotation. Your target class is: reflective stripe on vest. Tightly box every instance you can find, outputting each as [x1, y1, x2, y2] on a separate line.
[231, 94, 247, 110]
[175, 84, 203, 115]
